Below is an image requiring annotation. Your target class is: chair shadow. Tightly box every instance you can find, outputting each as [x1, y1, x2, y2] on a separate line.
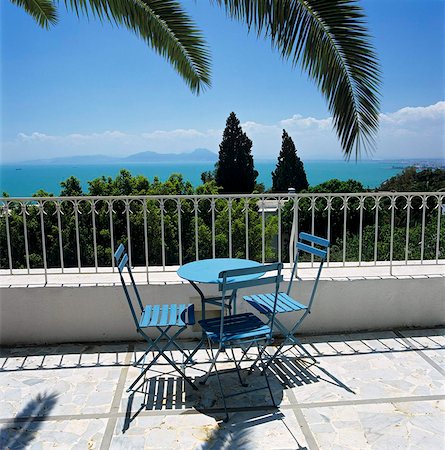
[0, 392, 58, 449]
[268, 354, 356, 394]
[122, 363, 311, 448]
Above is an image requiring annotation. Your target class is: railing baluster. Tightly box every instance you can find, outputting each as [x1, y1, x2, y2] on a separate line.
[420, 195, 426, 264]
[109, 200, 115, 271]
[4, 201, 13, 274]
[22, 203, 30, 273]
[326, 197, 332, 266]
[143, 199, 149, 283]
[277, 198, 282, 263]
[244, 198, 249, 259]
[74, 200, 81, 272]
[39, 201, 48, 284]
[160, 199, 166, 270]
[310, 197, 316, 267]
[358, 197, 364, 266]
[373, 197, 380, 265]
[194, 199, 199, 261]
[56, 201, 64, 272]
[126, 200, 132, 267]
[342, 196, 348, 266]
[261, 197, 265, 263]
[211, 198, 216, 258]
[228, 198, 233, 258]
[436, 195, 442, 263]
[91, 200, 98, 272]
[404, 196, 411, 264]
[389, 196, 396, 275]
[177, 199, 183, 266]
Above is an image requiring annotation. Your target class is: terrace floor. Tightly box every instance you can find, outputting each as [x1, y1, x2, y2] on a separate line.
[1, 328, 444, 449]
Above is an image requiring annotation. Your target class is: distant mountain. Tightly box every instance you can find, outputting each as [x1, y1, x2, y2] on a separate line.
[20, 149, 217, 165]
[125, 148, 216, 163]
[21, 154, 118, 165]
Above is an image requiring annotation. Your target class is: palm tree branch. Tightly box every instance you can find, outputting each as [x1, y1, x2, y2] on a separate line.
[213, 0, 381, 158]
[62, 0, 211, 93]
[10, 0, 58, 28]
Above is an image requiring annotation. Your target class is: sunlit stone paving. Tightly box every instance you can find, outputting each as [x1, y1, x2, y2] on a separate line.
[0, 329, 443, 449]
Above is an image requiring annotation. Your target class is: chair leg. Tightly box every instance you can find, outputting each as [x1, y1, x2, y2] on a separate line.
[256, 342, 277, 408]
[199, 339, 222, 386]
[127, 327, 197, 393]
[230, 346, 248, 387]
[207, 341, 229, 422]
[266, 314, 317, 366]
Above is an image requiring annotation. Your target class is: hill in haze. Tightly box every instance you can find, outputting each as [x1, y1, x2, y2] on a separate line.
[21, 148, 217, 165]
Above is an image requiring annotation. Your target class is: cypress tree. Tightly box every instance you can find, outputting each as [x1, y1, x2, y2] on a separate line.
[272, 130, 308, 192]
[215, 112, 258, 193]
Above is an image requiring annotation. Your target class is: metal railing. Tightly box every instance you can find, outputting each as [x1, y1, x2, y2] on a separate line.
[1, 191, 443, 283]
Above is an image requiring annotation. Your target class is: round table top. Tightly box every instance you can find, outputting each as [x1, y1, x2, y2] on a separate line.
[177, 258, 262, 284]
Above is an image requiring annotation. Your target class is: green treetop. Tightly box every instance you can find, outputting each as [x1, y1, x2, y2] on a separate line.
[215, 112, 258, 193]
[271, 130, 308, 193]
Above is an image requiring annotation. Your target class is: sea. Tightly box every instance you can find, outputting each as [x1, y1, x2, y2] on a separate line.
[0, 160, 442, 197]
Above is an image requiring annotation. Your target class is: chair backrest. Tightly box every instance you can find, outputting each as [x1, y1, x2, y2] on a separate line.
[287, 232, 330, 311]
[114, 243, 144, 329]
[218, 262, 284, 341]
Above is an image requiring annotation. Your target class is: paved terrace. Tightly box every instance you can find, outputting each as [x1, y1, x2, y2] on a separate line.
[1, 328, 444, 449]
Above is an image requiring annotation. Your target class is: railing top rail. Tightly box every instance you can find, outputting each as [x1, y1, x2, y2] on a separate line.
[1, 191, 444, 202]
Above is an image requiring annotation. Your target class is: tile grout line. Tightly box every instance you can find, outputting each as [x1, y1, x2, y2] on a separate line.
[393, 331, 445, 377]
[0, 394, 443, 425]
[99, 344, 134, 450]
[285, 388, 320, 450]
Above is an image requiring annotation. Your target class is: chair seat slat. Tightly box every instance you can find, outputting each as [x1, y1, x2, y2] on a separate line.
[200, 313, 270, 343]
[139, 305, 152, 328]
[168, 304, 177, 326]
[148, 305, 161, 326]
[244, 293, 307, 314]
[158, 305, 170, 326]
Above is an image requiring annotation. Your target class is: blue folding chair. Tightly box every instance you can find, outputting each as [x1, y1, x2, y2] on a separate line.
[114, 244, 197, 392]
[199, 263, 283, 422]
[243, 232, 329, 365]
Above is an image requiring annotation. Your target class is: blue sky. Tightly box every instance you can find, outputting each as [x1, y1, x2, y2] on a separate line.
[1, 0, 444, 162]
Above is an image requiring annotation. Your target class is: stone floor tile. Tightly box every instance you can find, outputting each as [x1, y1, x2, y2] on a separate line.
[0, 365, 122, 419]
[0, 418, 107, 450]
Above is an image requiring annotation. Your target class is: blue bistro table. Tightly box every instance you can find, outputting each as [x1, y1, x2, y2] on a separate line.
[177, 258, 262, 319]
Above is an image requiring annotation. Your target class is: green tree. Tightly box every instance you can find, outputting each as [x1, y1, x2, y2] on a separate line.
[215, 112, 258, 193]
[378, 167, 445, 192]
[272, 130, 308, 193]
[14, 0, 380, 157]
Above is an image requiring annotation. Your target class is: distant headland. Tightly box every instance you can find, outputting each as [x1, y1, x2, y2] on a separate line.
[18, 148, 218, 165]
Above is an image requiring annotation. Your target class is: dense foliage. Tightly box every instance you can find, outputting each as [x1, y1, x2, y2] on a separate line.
[271, 130, 308, 193]
[378, 167, 445, 192]
[1, 168, 443, 271]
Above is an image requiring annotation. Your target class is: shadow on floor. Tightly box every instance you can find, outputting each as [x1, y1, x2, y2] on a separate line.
[0, 392, 58, 449]
[268, 355, 355, 394]
[199, 409, 308, 450]
[1, 328, 442, 372]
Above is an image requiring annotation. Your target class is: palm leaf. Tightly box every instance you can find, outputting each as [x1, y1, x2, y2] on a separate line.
[63, 0, 211, 93]
[10, 0, 58, 28]
[214, 0, 381, 158]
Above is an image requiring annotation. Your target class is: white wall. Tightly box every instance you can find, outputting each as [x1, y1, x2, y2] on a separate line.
[1, 276, 444, 345]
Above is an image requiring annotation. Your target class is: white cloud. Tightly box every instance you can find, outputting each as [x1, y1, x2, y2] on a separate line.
[3, 101, 444, 162]
[380, 101, 445, 125]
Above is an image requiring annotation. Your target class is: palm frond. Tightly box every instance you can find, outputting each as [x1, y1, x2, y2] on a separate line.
[214, 0, 381, 158]
[10, 0, 58, 28]
[62, 0, 211, 93]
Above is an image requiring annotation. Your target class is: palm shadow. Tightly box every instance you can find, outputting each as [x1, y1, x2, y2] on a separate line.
[0, 392, 58, 449]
